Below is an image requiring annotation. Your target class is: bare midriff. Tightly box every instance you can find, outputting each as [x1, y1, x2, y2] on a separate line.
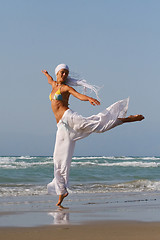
[49, 84, 71, 123]
[51, 99, 69, 123]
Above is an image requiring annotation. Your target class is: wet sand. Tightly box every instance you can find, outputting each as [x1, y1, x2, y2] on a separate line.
[1, 221, 160, 240]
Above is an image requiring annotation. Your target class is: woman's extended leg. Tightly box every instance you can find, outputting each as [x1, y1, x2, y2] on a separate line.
[119, 115, 144, 123]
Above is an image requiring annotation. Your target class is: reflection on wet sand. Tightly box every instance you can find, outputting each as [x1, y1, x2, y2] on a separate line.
[48, 210, 69, 225]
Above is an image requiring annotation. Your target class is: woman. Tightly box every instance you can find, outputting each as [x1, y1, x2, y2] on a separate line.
[42, 64, 144, 208]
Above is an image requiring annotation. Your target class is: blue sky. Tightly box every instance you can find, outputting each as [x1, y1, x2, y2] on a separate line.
[0, 0, 160, 156]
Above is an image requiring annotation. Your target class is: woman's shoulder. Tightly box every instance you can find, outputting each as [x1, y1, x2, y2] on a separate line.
[51, 81, 57, 88]
[62, 84, 72, 91]
[63, 85, 77, 95]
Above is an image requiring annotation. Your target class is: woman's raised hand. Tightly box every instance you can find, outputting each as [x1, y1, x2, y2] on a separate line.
[41, 69, 49, 75]
[88, 97, 100, 106]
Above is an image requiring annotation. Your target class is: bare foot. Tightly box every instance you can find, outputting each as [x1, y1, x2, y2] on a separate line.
[57, 205, 69, 209]
[56, 192, 69, 208]
[119, 115, 144, 123]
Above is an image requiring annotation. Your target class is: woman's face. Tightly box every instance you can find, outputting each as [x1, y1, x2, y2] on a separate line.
[57, 69, 69, 82]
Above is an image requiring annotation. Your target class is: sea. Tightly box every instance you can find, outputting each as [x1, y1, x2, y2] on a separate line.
[1, 156, 160, 226]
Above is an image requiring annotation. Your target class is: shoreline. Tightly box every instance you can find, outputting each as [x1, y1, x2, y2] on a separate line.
[1, 191, 160, 227]
[0, 221, 160, 240]
[1, 191, 160, 240]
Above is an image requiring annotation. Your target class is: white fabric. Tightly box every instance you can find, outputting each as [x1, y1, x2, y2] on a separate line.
[65, 76, 101, 100]
[47, 98, 129, 195]
[47, 121, 75, 195]
[55, 64, 69, 75]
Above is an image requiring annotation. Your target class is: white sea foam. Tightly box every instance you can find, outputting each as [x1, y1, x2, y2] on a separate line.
[17, 156, 36, 160]
[1, 180, 160, 197]
[0, 161, 53, 169]
[70, 180, 160, 194]
[71, 161, 160, 168]
[0, 184, 47, 197]
[72, 156, 160, 161]
[0, 157, 17, 162]
[1, 156, 160, 169]
[116, 180, 160, 192]
[0, 156, 53, 169]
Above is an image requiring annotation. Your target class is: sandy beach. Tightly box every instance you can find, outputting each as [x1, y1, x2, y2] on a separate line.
[1, 221, 160, 240]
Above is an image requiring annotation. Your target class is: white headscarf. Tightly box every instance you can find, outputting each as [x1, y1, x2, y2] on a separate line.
[55, 64, 101, 99]
[55, 64, 69, 75]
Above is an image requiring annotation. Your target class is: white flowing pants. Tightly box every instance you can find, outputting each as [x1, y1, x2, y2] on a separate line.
[47, 98, 129, 195]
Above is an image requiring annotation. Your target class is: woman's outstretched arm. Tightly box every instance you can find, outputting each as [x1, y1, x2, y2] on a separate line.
[42, 70, 54, 86]
[68, 86, 100, 106]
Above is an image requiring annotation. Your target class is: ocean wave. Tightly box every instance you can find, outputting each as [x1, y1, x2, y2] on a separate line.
[1, 180, 160, 197]
[71, 161, 160, 168]
[0, 161, 53, 169]
[0, 156, 53, 161]
[72, 156, 110, 160]
[0, 157, 17, 162]
[70, 180, 160, 194]
[0, 156, 53, 169]
[72, 156, 160, 161]
[116, 180, 160, 192]
[1, 156, 160, 169]
[17, 156, 36, 160]
[0, 184, 47, 197]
